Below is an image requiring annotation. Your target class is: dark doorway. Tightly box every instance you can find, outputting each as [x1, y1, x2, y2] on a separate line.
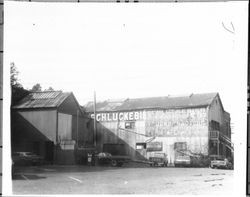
[103, 144, 126, 155]
[45, 141, 54, 162]
[33, 141, 40, 154]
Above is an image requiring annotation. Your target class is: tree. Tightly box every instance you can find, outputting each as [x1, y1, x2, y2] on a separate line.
[31, 83, 42, 92]
[10, 62, 22, 88]
[10, 62, 30, 105]
[45, 87, 54, 91]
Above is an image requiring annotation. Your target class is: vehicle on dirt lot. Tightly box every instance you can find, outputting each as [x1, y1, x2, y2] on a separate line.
[149, 153, 168, 167]
[12, 152, 44, 166]
[174, 155, 191, 167]
[95, 152, 130, 167]
[210, 158, 233, 169]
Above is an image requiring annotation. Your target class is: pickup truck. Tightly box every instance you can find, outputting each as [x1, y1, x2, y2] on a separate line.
[174, 155, 191, 167]
[149, 153, 168, 167]
[210, 158, 233, 169]
[95, 152, 131, 167]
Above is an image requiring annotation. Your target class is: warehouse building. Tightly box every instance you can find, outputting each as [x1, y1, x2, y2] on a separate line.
[12, 91, 94, 164]
[85, 93, 233, 165]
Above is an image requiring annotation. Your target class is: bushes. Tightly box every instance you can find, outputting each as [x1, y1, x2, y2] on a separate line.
[190, 155, 210, 167]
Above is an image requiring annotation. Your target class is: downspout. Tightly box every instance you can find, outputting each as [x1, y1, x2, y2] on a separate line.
[76, 109, 79, 148]
[207, 105, 211, 156]
[93, 91, 97, 147]
[55, 110, 59, 164]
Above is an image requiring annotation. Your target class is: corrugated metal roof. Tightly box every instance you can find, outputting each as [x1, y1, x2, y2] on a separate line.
[85, 92, 218, 112]
[12, 91, 71, 109]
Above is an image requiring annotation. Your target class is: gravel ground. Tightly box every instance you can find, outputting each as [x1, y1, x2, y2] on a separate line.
[12, 164, 234, 195]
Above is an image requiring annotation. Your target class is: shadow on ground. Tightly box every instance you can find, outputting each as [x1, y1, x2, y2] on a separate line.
[12, 162, 152, 177]
[12, 174, 47, 180]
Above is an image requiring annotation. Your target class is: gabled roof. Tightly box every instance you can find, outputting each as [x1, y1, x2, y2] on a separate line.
[85, 92, 219, 112]
[12, 91, 71, 109]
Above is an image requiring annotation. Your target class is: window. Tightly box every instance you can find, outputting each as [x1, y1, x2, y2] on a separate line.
[125, 121, 135, 129]
[86, 120, 91, 129]
[210, 120, 220, 131]
[136, 143, 146, 150]
[174, 142, 187, 151]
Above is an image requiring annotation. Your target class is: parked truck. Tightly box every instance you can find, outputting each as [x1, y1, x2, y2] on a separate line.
[95, 152, 131, 167]
[149, 153, 168, 167]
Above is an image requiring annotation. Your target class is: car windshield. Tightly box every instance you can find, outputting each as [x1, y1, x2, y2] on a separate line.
[154, 153, 165, 157]
[12, 153, 21, 156]
[215, 158, 224, 161]
[25, 152, 37, 156]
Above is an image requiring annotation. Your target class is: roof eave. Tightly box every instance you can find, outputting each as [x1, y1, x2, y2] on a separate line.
[86, 104, 210, 113]
[12, 106, 58, 111]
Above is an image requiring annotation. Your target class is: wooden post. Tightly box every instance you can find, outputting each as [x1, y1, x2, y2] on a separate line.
[93, 91, 97, 147]
[217, 141, 220, 157]
[76, 109, 79, 148]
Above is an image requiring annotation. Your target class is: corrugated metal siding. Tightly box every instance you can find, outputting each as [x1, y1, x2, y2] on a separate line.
[13, 91, 71, 109]
[58, 113, 72, 141]
[18, 110, 57, 143]
[72, 116, 94, 146]
[85, 93, 217, 112]
[32, 91, 61, 99]
[58, 94, 80, 116]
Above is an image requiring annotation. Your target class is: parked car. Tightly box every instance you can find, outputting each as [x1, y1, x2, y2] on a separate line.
[149, 153, 168, 167]
[95, 152, 130, 167]
[210, 158, 233, 169]
[174, 155, 191, 167]
[12, 152, 44, 166]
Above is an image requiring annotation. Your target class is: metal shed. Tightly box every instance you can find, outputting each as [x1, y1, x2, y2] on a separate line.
[12, 91, 94, 164]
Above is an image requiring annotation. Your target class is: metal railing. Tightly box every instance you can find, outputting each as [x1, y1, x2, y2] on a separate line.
[209, 130, 234, 151]
[209, 130, 219, 139]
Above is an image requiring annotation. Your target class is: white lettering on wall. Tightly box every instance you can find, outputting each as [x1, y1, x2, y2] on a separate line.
[101, 113, 106, 121]
[91, 111, 146, 122]
[119, 113, 124, 121]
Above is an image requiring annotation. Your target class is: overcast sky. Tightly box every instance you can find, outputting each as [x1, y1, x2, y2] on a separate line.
[4, 3, 248, 135]
[3, 1, 248, 195]
[5, 1, 248, 130]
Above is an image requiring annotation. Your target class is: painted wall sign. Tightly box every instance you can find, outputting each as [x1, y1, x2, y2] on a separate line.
[145, 108, 208, 137]
[147, 141, 163, 152]
[91, 111, 146, 122]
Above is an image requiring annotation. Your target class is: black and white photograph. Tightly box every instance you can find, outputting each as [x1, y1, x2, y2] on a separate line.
[2, 0, 248, 196]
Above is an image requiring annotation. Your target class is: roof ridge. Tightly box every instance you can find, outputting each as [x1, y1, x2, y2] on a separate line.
[84, 92, 219, 112]
[85, 92, 218, 104]
[31, 90, 62, 93]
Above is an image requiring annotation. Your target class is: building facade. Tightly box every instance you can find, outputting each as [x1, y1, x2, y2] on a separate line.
[85, 93, 233, 165]
[12, 91, 94, 164]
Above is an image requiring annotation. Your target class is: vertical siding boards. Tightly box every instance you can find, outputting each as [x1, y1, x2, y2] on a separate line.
[207, 95, 232, 157]
[145, 108, 209, 159]
[11, 91, 92, 164]
[58, 113, 72, 141]
[88, 93, 232, 163]
[18, 110, 57, 143]
[72, 116, 93, 146]
[94, 107, 209, 161]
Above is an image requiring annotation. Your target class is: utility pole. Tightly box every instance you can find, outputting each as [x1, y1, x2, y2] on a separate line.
[93, 91, 97, 147]
[76, 109, 79, 148]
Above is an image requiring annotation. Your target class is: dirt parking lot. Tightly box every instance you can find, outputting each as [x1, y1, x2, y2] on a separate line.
[12, 164, 234, 195]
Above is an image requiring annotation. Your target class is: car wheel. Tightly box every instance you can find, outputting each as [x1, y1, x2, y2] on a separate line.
[111, 160, 118, 167]
[117, 162, 123, 167]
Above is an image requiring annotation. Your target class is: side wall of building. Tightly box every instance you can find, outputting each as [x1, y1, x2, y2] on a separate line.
[17, 110, 57, 143]
[208, 95, 231, 158]
[144, 108, 209, 162]
[11, 109, 57, 162]
[95, 107, 209, 163]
